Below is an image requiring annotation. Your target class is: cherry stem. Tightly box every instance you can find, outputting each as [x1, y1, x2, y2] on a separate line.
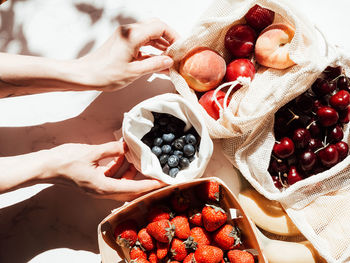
[272, 154, 282, 163]
[331, 73, 346, 82]
[278, 172, 288, 188]
[286, 108, 299, 125]
[306, 120, 316, 130]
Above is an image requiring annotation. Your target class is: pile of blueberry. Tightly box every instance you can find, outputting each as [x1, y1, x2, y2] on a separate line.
[141, 112, 200, 178]
[269, 66, 350, 189]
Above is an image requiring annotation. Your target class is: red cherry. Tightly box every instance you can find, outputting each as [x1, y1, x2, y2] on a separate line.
[338, 106, 350, 123]
[306, 119, 322, 138]
[287, 166, 303, 185]
[312, 79, 335, 97]
[224, 24, 256, 58]
[199, 90, 230, 120]
[307, 138, 323, 151]
[273, 137, 295, 159]
[225, 58, 256, 85]
[292, 128, 311, 149]
[329, 90, 350, 110]
[268, 158, 288, 176]
[244, 5, 275, 32]
[316, 106, 339, 127]
[328, 125, 344, 143]
[299, 150, 317, 171]
[335, 141, 349, 161]
[317, 144, 339, 167]
[271, 175, 283, 189]
[324, 66, 342, 80]
[337, 76, 350, 91]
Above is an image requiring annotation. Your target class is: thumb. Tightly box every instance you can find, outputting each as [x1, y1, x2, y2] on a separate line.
[130, 55, 174, 75]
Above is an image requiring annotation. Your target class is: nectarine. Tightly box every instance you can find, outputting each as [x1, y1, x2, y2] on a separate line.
[179, 47, 226, 92]
[255, 23, 296, 69]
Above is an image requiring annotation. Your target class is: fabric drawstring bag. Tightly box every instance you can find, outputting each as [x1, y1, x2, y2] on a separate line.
[168, 0, 350, 262]
[122, 93, 213, 185]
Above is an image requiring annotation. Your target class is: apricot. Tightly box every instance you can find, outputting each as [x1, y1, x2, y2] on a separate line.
[255, 23, 295, 69]
[179, 47, 226, 92]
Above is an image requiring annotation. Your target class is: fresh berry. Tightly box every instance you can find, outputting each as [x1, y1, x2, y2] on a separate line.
[161, 144, 172, 154]
[162, 133, 176, 143]
[202, 204, 227, 232]
[188, 208, 203, 226]
[292, 128, 311, 149]
[148, 251, 158, 263]
[146, 219, 175, 243]
[170, 238, 189, 261]
[188, 227, 211, 248]
[212, 224, 241, 250]
[227, 249, 254, 263]
[156, 241, 169, 260]
[336, 141, 349, 161]
[179, 157, 191, 168]
[245, 4, 275, 31]
[169, 167, 180, 178]
[183, 144, 196, 157]
[194, 245, 223, 263]
[168, 155, 180, 167]
[170, 190, 190, 213]
[152, 146, 162, 157]
[147, 205, 173, 223]
[130, 246, 147, 260]
[329, 90, 350, 110]
[273, 137, 295, 159]
[114, 220, 138, 248]
[129, 258, 150, 263]
[153, 137, 163, 146]
[299, 150, 317, 171]
[197, 180, 221, 202]
[287, 165, 303, 185]
[171, 215, 191, 240]
[317, 144, 339, 167]
[317, 106, 339, 127]
[183, 253, 195, 263]
[138, 228, 156, 251]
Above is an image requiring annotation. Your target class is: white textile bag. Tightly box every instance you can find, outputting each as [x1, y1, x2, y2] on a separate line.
[122, 93, 213, 185]
[168, 0, 327, 139]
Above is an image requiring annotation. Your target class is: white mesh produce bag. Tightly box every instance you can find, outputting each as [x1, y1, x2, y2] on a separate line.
[122, 93, 213, 185]
[168, 0, 350, 262]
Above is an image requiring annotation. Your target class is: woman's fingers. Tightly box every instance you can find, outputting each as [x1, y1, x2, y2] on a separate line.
[95, 141, 127, 160]
[104, 155, 125, 177]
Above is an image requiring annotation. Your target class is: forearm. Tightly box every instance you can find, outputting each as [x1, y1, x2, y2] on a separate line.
[0, 53, 91, 98]
[0, 149, 56, 193]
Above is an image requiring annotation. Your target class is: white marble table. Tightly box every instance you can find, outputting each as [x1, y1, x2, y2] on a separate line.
[1, 0, 350, 262]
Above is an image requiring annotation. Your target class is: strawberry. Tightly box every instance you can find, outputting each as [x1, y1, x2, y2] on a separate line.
[138, 228, 156, 251]
[194, 245, 223, 263]
[170, 190, 190, 213]
[187, 227, 211, 249]
[202, 204, 227, 232]
[170, 238, 189, 261]
[114, 220, 138, 248]
[129, 258, 150, 263]
[183, 253, 195, 263]
[148, 205, 174, 223]
[130, 246, 147, 260]
[227, 249, 254, 263]
[156, 241, 169, 259]
[146, 219, 175, 243]
[188, 208, 203, 227]
[197, 180, 221, 202]
[148, 251, 158, 263]
[171, 215, 191, 240]
[212, 224, 242, 250]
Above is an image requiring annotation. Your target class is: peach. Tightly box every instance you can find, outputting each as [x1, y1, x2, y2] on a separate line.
[179, 47, 226, 92]
[254, 23, 296, 69]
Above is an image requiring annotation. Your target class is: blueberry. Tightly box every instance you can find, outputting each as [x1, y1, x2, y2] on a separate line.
[151, 146, 162, 157]
[159, 154, 169, 165]
[183, 144, 195, 157]
[169, 167, 180, 178]
[173, 138, 185, 150]
[162, 164, 170, 174]
[161, 144, 172, 154]
[179, 157, 190, 168]
[185, 134, 197, 145]
[189, 155, 195, 162]
[173, 150, 184, 158]
[168, 155, 180, 167]
[153, 137, 163, 146]
[162, 133, 175, 143]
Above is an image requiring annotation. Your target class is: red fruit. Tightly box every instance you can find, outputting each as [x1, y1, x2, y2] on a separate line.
[212, 224, 242, 250]
[170, 190, 190, 213]
[189, 227, 211, 248]
[202, 204, 227, 232]
[130, 246, 147, 260]
[339, 106, 350, 123]
[245, 4, 275, 31]
[129, 258, 150, 263]
[114, 220, 138, 248]
[225, 59, 256, 84]
[194, 245, 223, 263]
[225, 24, 257, 58]
[197, 180, 221, 202]
[183, 253, 195, 263]
[146, 219, 175, 243]
[287, 166, 303, 185]
[138, 228, 156, 251]
[188, 208, 203, 227]
[292, 128, 311, 149]
[272, 175, 283, 189]
[329, 90, 350, 110]
[171, 215, 191, 240]
[199, 90, 231, 120]
[317, 144, 339, 168]
[156, 241, 169, 259]
[148, 251, 158, 263]
[273, 137, 295, 159]
[317, 106, 339, 127]
[227, 249, 254, 263]
[147, 205, 173, 223]
[335, 141, 349, 161]
[170, 238, 189, 261]
[299, 150, 317, 172]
